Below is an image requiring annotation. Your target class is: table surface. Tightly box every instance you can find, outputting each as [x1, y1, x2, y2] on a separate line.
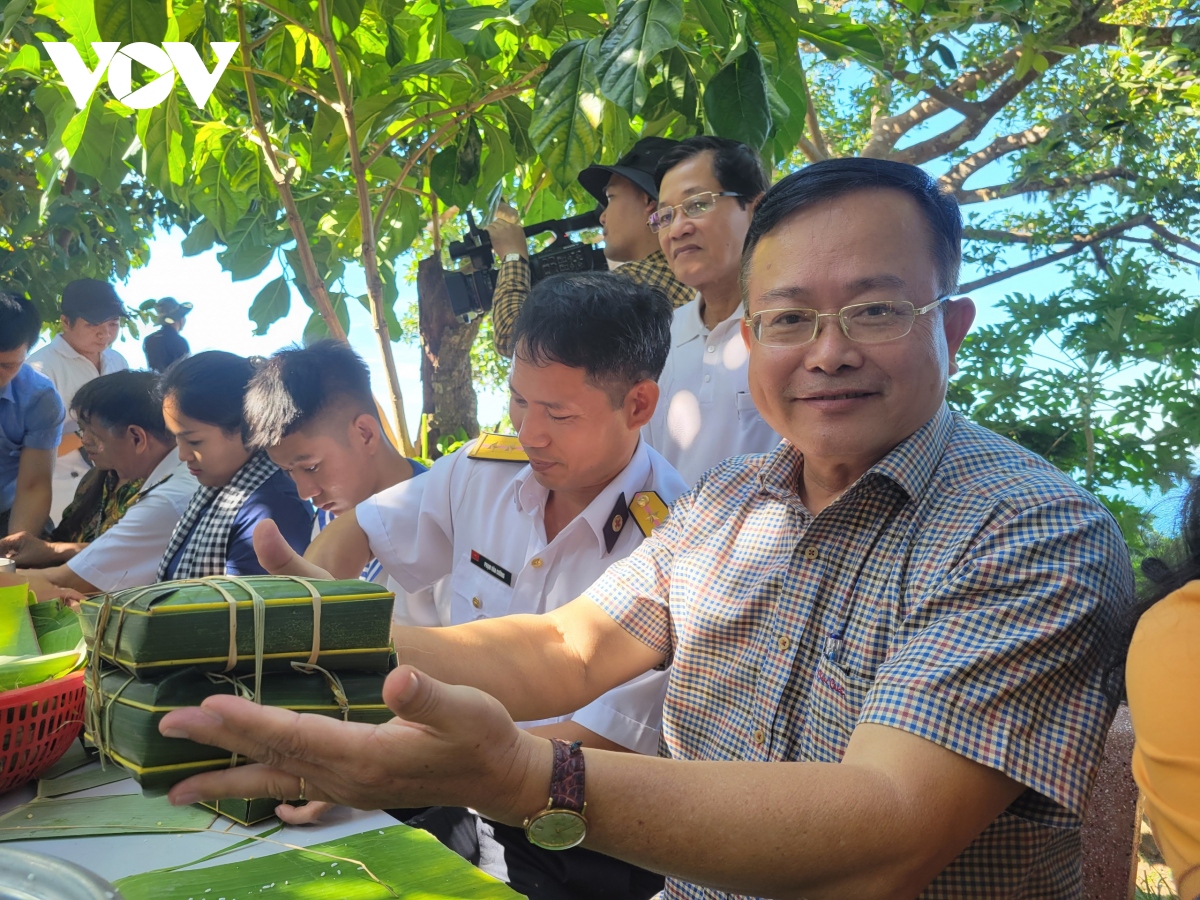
[0, 763, 401, 884]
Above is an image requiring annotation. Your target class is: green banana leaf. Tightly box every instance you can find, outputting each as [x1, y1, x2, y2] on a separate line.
[38, 763, 131, 798]
[115, 823, 525, 899]
[0, 793, 218, 841]
[0, 600, 85, 691]
[29, 600, 85, 655]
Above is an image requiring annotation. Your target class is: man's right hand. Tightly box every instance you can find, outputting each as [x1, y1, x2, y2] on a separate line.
[0, 532, 59, 568]
[485, 202, 528, 261]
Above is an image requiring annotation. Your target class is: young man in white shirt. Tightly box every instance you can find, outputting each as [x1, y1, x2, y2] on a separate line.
[643, 136, 781, 486]
[3, 370, 198, 596]
[27, 279, 130, 522]
[252, 272, 684, 900]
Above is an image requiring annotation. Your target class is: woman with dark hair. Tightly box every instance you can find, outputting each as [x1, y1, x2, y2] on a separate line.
[1123, 474, 1200, 899]
[156, 351, 312, 579]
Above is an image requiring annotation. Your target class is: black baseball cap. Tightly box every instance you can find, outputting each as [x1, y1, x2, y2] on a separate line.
[61, 279, 129, 324]
[577, 137, 680, 205]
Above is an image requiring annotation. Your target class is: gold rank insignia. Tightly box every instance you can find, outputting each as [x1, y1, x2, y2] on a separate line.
[467, 432, 529, 462]
[630, 491, 669, 536]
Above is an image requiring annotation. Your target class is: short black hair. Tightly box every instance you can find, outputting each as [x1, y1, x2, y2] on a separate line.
[653, 136, 770, 209]
[741, 158, 963, 298]
[73, 370, 170, 443]
[0, 291, 42, 353]
[243, 340, 377, 452]
[514, 272, 672, 405]
[158, 350, 256, 439]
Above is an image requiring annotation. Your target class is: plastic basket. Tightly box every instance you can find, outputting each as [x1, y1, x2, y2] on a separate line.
[0, 671, 86, 794]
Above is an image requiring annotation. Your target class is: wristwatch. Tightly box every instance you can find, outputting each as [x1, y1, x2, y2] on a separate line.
[523, 739, 587, 850]
[502, 252, 524, 264]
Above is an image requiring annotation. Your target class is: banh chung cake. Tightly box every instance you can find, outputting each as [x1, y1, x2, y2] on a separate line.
[79, 575, 393, 679]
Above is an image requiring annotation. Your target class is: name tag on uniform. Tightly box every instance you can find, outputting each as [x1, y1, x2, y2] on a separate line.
[470, 550, 513, 585]
[629, 491, 670, 536]
[467, 433, 528, 462]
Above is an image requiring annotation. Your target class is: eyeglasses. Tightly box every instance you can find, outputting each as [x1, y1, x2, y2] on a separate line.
[647, 191, 742, 233]
[746, 298, 948, 348]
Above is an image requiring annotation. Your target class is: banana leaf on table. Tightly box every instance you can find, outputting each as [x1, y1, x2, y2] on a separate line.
[0, 793, 218, 841]
[78, 576, 394, 679]
[0, 600, 86, 692]
[115, 823, 525, 899]
[84, 664, 393, 792]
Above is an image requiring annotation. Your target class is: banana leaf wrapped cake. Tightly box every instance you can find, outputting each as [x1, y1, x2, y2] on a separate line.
[84, 663, 393, 793]
[79, 575, 393, 679]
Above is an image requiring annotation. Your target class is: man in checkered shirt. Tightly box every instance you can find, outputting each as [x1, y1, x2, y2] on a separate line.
[162, 158, 1134, 899]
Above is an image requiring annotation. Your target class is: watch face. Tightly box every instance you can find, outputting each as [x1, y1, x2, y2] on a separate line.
[526, 809, 587, 850]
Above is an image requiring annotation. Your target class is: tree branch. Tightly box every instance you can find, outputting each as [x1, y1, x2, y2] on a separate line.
[234, 0, 347, 343]
[1149, 239, 1200, 268]
[803, 75, 830, 160]
[1146, 222, 1200, 256]
[940, 117, 1063, 189]
[247, 0, 319, 37]
[317, 0, 415, 455]
[796, 135, 824, 163]
[959, 214, 1151, 292]
[955, 167, 1138, 204]
[228, 65, 338, 109]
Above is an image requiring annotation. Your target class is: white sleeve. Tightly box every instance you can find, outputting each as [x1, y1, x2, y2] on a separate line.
[67, 490, 182, 591]
[570, 668, 668, 756]
[356, 452, 466, 594]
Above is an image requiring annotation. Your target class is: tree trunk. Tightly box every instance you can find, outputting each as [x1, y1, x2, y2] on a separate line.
[416, 255, 480, 458]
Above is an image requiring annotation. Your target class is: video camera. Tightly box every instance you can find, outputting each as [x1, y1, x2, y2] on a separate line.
[444, 208, 607, 322]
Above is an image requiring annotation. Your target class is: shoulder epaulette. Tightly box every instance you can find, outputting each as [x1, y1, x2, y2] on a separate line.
[467, 432, 529, 463]
[630, 491, 670, 536]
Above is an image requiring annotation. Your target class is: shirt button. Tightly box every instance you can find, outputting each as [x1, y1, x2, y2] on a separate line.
[471, 596, 482, 609]
[703, 374, 711, 382]
[752, 728, 765, 745]
[531, 558, 543, 568]
[804, 546, 819, 560]
[777, 635, 791, 652]
[707, 345, 715, 353]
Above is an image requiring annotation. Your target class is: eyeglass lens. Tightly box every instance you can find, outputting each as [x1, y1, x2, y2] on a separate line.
[754, 301, 919, 346]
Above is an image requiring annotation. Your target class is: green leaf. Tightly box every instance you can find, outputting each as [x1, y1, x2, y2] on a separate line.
[262, 25, 299, 82]
[115, 824, 524, 899]
[331, 0, 363, 31]
[530, 39, 602, 187]
[34, 0, 100, 46]
[0, 794, 217, 841]
[250, 274, 291, 335]
[595, 0, 684, 112]
[59, 94, 135, 192]
[1, 0, 34, 42]
[767, 59, 806, 163]
[180, 218, 217, 256]
[744, 0, 799, 70]
[500, 95, 535, 162]
[444, 3, 501, 42]
[38, 763, 130, 798]
[703, 45, 772, 149]
[217, 213, 275, 281]
[137, 93, 188, 189]
[5, 42, 40, 74]
[93, 0, 168, 43]
[794, 17, 884, 68]
[688, 0, 731, 44]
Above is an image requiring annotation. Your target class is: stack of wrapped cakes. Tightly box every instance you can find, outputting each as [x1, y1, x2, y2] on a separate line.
[79, 575, 395, 823]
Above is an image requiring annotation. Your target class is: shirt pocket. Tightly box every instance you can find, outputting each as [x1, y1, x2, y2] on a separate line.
[734, 391, 761, 421]
[797, 656, 873, 763]
[449, 556, 515, 623]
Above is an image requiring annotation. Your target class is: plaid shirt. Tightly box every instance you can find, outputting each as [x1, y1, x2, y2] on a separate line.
[490, 251, 694, 358]
[586, 405, 1133, 899]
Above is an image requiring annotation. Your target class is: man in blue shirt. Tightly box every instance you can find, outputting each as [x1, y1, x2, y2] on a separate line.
[0, 292, 64, 537]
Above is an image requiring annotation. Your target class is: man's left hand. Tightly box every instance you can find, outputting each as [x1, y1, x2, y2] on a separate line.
[0, 532, 56, 568]
[159, 666, 553, 824]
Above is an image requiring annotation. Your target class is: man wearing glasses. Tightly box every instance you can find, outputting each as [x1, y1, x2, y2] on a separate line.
[643, 136, 780, 486]
[159, 159, 1132, 899]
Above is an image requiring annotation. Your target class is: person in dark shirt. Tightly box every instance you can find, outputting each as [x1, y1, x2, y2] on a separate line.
[143, 297, 192, 373]
[156, 351, 312, 579]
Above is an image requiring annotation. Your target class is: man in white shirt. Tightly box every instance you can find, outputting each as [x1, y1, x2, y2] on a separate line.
[3, 371, 198, 596]
[27, 279, 130, 523]
[252, 273, 683, 899]
[643, 136, 780, 486]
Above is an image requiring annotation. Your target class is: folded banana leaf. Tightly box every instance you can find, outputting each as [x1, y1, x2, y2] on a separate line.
[79, 576, 393, 679]
[200, 796, 285, 826]
[84, 663, 393, 793]
[0, 599, 86, 692]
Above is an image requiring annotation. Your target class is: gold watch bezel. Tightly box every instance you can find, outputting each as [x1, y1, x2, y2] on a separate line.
[523, 801, 588, 850]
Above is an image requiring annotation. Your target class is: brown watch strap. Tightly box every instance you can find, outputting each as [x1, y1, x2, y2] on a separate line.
[548, 739, 585, 813]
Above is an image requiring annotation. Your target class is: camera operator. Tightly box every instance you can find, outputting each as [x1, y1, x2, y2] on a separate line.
[490, 137, 695, 358]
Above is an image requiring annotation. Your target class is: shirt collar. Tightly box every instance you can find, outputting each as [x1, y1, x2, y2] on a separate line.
[0, 377, 14, 405]
[756, 403, 954, 505]
[514, 439, 654, 554]
[49, 334, 84, 361]
[139, 452, 188, 494]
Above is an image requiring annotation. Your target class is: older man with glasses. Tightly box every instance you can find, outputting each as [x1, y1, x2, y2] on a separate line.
[643, 136, 780, 487]
[157, 158, 1133, 900]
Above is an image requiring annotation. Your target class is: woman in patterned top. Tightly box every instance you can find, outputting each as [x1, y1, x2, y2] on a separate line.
[157, 351, 312, 580]
[1121, 474, 1200, 899]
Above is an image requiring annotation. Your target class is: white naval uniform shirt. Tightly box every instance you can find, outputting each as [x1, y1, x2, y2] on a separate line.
[27, 336, 128, 524]
[66, 453, 199, 591]
[356, 438, 687, 755]
[643, 297, 780, 488]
